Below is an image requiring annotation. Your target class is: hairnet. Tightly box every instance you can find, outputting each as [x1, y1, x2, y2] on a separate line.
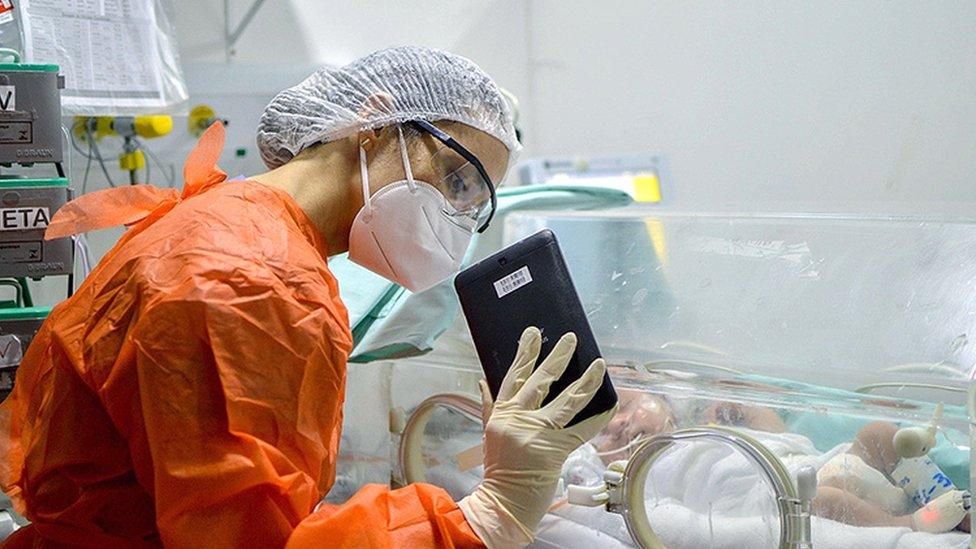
[256, 45, 521, 174]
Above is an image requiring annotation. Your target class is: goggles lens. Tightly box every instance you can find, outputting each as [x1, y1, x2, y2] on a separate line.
[410, 120, 498, 233]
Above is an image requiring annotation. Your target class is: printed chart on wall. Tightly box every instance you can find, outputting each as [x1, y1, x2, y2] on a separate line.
[17, 0, 187, 114]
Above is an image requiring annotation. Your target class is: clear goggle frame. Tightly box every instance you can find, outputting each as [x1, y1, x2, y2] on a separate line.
[409, 120, 498, 233]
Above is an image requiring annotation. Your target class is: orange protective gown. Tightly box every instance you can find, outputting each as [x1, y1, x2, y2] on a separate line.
[0, 124, 483, 548]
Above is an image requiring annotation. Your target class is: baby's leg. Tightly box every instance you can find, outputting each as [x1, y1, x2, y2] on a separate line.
[849, 422, 968, 519]
[813, 486, 912, 528]
[848, 421, 901, 476]
[818, 452, 910, 514]
[815, 487, 969, 533]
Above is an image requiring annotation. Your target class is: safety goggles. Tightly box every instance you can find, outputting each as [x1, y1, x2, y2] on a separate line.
[408, 120, 497, 233]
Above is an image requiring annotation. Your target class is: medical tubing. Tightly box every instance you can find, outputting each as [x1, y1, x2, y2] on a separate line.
[85, 127, 117, 188]
[69, 122, 96, 194]
[595, 435, 651, 457]
[72, 235, 93, 280]
[82, 143, 93, 194]
[142, 144, 151, 185]
[138, 140, 176, 186]
[61, 126, 73, 178]
[69, 122, 96, 160]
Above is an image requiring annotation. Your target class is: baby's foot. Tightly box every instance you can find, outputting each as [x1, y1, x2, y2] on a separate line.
[912, 490, 971, 533]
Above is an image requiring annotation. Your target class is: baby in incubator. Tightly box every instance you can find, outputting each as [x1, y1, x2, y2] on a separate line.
[586, 388, 971, 534]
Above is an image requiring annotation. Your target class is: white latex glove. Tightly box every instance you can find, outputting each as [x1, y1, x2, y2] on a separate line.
[459, 326, 617, 548]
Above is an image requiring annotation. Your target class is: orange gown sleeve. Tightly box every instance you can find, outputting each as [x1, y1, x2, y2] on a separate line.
[127, 273, 483, 548]
[287, 484, 483, 549]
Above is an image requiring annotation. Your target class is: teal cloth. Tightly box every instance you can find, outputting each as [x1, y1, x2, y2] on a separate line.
[329, 255, 405, 347]
[745, 373, 972, 491]
[346, 185, 633, 362]
[785, 411, 970, 491]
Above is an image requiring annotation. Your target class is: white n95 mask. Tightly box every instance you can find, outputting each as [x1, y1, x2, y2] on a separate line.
[348, 125, 477, 292]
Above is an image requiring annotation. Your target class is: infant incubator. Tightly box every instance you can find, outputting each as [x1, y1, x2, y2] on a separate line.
[335, 203, 974, 548]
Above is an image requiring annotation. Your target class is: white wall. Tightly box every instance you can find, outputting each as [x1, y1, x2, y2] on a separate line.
[526, 1, 976, 213]
[169, 0, 530, 173]
[43, 0, 976, 304]
[79, 1, 976, 213]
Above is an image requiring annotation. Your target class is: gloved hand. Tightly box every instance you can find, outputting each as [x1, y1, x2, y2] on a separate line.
[459, 326, 617, 548]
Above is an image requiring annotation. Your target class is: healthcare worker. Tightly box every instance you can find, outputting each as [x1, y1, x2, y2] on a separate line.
[0, 46, 613, 548]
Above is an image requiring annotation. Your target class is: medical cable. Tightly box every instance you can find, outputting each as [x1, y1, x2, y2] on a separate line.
[82, 126, 117, 189]
[137, 139, 175, 186]
[60, 125, 73, 179]
[88, 129, 117, 188]
[68, 123, 96, 194]
[68, 121, 95, 160]
[595, 435, 651, 458]
[143, 145, 151, 185]
[82, 140, 93, 194]
[73, 235, 93, 279]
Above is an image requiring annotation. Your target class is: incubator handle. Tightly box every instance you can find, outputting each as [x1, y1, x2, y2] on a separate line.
[567, 484, 610, 507]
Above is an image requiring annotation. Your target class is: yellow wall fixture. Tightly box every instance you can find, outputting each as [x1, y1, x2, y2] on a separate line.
[131, 116, 173, 139]
[632, 173, 662, 203]
[188, 105, 227, 137]
[73, 115, 172, 185]
[74, 115, 173, 140]
[118, 149, 145, 172]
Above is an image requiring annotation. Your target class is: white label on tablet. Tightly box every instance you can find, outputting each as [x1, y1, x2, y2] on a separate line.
[494, 266, 532, 298]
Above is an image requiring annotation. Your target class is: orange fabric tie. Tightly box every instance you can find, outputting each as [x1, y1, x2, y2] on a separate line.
[45, 123, 229, 240]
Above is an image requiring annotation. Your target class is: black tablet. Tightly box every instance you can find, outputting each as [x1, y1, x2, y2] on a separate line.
[454, 229, 617, 426]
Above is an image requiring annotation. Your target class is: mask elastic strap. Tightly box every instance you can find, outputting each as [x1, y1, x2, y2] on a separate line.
[358, 142, 373, 219]
[396, 124, 417, 191]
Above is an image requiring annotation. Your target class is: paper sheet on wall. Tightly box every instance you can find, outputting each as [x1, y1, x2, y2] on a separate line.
[17, 0, 187, 114]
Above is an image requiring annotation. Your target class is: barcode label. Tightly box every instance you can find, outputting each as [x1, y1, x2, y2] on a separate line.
[494, 266, 533, 298]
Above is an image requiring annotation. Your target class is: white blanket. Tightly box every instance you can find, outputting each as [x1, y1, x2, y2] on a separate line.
[428, 430, 970, 548]
[646, 502, 968, 549]
[547, 430, 970, 547]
